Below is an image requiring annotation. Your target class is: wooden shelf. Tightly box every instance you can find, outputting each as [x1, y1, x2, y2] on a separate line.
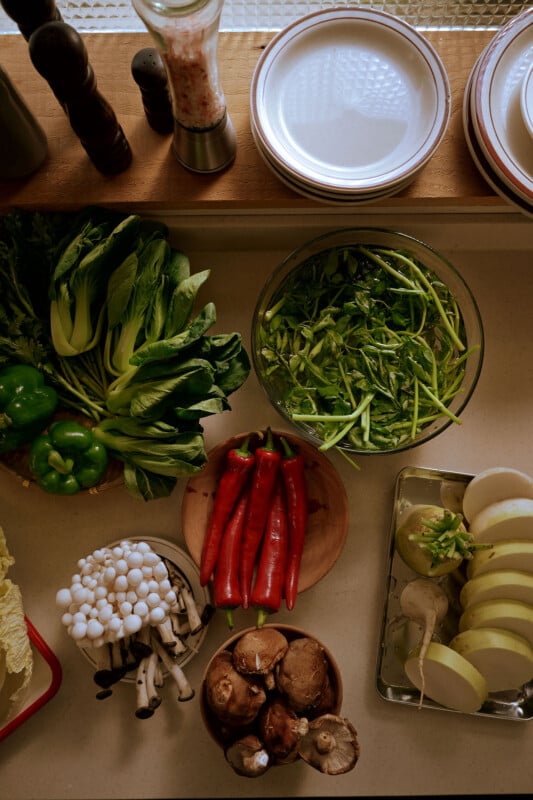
[0, 29, 501, 213]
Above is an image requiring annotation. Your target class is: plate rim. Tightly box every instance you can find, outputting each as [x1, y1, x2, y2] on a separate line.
[473, 8, 533, 199]
[250, 6, 450, 192]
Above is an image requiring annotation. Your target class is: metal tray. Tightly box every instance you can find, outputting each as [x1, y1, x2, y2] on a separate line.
[376, 465, 533, 721]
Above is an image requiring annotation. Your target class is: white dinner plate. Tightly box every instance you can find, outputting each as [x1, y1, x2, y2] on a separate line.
[521, 63, 533, 138]
[250, 118, 417, 204]
[250, 7, 450, 195]
[464, 55, 533, 219]
[473, 8, 533, 204]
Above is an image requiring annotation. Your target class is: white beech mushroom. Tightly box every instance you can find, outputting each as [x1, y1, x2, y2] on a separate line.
[224, 735, 271, 778]
[399, 578, 449, 707]
[232, 628, 289, 690]
[298, 714, 360, 775]
[164, 559, 203, 635]
[153, 639, 194, 702]
[275, 637, 330, 715]
[135, 651, 162, 718]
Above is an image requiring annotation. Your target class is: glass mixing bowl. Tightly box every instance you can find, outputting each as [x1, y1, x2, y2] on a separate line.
[251, 227, 484, 456]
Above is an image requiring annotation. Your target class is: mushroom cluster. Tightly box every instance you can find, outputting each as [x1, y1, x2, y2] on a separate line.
[202, 626, 360, 777]
[56, 539, 212, 717]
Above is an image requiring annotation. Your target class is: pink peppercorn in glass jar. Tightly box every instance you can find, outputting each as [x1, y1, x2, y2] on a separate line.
[132, 0, 236, 172]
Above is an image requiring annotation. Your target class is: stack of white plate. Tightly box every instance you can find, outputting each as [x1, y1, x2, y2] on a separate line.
[249, 8, 451, 205]
[463, 8, 533, 218]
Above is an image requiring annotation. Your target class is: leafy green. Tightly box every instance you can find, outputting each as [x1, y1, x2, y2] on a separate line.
[0, 208, 250, 500]
[257, 243, 479, 454]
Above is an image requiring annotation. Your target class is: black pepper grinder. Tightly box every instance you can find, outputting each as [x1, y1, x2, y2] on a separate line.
[0, 0, 62, 39]
[131, 47, 174, 135]
[0, 64, 48, 179]
[28, 21, 132, 174]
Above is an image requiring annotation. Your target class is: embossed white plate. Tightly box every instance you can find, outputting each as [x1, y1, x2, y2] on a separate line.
[250, 7, 450, 197]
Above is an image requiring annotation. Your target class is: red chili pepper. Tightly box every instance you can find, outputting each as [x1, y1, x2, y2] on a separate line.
[199, 435, 255, 586]
[279, 436, 308, 611]
[239, 427, 281, 609]
[213, 485, 249, 629]
[250, 475, 288, 628]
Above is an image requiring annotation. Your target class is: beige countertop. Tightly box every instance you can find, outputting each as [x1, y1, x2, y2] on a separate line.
[1, 209, 532, 798]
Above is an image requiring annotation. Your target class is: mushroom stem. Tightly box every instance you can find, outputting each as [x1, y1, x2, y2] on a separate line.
[135, 656, 155, 719]
[153, 639, 194, 702]
[178, 583, 203, 635]
[156, 618, 187, 653]
[315, 731, 336, 754]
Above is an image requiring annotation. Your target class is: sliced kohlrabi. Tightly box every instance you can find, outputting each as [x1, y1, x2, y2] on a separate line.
[404, 641, 488, 713]
[460, 569, 533, 609]
[469, 498, 533, 544]
[467, 540, 533, 579]
[459, 598, 533, 648]
[449, 627, 533, 692]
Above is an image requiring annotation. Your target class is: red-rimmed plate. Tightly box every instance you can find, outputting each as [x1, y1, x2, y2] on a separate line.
[0, 617, 62, 742]
[250, 7, 450, 200]
[472, 8, 533, 205]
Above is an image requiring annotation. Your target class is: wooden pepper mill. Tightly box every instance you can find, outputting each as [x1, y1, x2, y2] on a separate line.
[0, 0, 62, 39]
[131, 47, 174, 135]
[28, 21, 132, 174]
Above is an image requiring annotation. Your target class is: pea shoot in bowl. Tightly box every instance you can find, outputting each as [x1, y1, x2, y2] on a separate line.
[252, 228, 484, 460]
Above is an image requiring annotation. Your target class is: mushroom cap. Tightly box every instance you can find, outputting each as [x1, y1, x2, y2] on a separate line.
[232, 627, 289, 677]
[204, 650, 266, 726]
[225, 734, 271, 778]
[275, 636, 330, 714]
[298, 714, 360, 775]
[258, 694, 309, 764]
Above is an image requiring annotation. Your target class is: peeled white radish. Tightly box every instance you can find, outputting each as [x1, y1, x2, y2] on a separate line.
[459, 569, 533, 609]
[467, 540, 533, 579]
[469, 498, 533, 544]
[449, 627, 533, 692]
[404, 642, 488, 713]
[459, 598, 533, 648]
[462, 467, 533, 524]
[399, 579, 449, 702]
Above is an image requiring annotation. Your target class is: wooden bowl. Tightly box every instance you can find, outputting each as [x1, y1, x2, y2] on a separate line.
[181, 430, 349, 596]
[200, 623, 343, 751]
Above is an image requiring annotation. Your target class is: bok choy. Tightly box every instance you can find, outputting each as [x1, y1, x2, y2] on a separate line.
[0, 209, 250, 501]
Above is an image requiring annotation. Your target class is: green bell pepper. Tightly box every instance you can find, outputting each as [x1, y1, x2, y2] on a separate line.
[29, 420, 109, 495]
[0, 364, 58, 454]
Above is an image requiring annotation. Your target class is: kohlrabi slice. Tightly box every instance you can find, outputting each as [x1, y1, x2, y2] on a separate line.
[459, 599, 533, 648]
[460, 569, 533, 610]
[467, 540, 533, 579]
[469, 498, 533, 544]
[462, 467, 533, 525]
[449, 627, 533, 692]
[404, 642, 488, 713]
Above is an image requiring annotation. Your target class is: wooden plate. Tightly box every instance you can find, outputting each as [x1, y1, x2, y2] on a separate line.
[181, 430, 349, 595]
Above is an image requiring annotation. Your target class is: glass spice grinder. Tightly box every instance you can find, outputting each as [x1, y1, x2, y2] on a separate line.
[131, 0, 236, 173]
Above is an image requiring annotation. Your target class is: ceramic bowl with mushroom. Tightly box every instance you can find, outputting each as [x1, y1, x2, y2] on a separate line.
[200, 624, 360, 777]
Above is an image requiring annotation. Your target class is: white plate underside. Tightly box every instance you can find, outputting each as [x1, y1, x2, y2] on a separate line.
[251, 9, 450, 193]
[474, 9, 533, 200]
